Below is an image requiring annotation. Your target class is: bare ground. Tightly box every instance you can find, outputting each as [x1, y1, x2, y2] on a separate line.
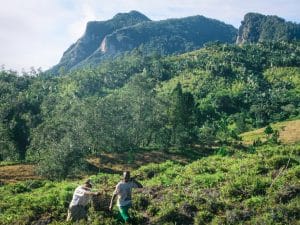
[0, 164, 40, 184]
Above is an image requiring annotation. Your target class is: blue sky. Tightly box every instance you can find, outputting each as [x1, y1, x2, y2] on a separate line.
[0, 0, 299, 72]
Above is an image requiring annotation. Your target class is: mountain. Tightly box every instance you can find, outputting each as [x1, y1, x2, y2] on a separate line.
[50, 11, 151, 73]
[236, 12, 300, 44]
[49, 11, 237, 74]
[78, 15, 237, 67]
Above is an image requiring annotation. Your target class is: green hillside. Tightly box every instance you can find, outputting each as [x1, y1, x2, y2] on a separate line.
[1, 41, 300, 178]
[0, 141, 299, 224]
[1, 40, 300, 224]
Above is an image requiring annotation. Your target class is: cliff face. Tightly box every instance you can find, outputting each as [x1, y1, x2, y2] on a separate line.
[237, 13, 300, 44]
[49, 11, 238, 74]
[50, 11, 150, 73]
[97, 15, 237, 56]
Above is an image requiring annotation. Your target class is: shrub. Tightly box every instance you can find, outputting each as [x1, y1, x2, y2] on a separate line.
[216, 146, 234, 156]
[244, 196, 265, 209]
[24, 180, 45, 189]
[134, 195, 150, 210]
[194, 210, 213, 224]
[275, 185, 300, 203]
[225, 208, 252, 224]
[223, 175, 270, 199]
[147, 205, 159, 216]
[10, 183, 31, 194]
[192, 173, 224, 188]
[157, 208, 194, 225]
[253, 138, 263, 147]
[179, 202, 198, 218]
[134, 161, 178, 180]
[267, 155, 298, 169]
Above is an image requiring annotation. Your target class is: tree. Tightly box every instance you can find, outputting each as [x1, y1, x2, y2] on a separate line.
[168, 83, 198, 147]
[85, 72, 159, 151]
[0, 123, 15, 160]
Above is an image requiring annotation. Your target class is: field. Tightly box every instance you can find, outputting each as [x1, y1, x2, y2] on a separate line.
[241, 119, 300, 145]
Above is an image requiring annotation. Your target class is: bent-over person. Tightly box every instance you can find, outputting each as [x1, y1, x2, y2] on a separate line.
[67, 179, 99, 222]
[109, 171, 143, 223]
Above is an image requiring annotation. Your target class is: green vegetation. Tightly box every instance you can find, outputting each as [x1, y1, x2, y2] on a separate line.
[237, 12, 300, 44]
[1, 41, 300, 178]
[0, 142, 299, 224]
[0, 40, 300, 224]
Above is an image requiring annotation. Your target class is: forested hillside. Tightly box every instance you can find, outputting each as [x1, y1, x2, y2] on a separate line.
[1, 41, 299, 179]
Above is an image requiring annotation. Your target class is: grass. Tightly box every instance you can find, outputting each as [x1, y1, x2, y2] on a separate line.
[85, 147, 207, 176]
[0, 164, 40, 184]
[0, 120, 299, 224]
[240, 119, 300, 145]
[0, 142, 299, 225]
[0, 148, 206, 185]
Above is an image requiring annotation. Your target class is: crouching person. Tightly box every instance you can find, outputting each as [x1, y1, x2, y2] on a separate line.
[109, 171, 143, 223]
[67, 179, 99, 222]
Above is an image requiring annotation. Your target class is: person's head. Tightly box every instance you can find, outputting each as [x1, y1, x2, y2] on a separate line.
[83, 179, 93, 189]
[123, 171, 130, 182]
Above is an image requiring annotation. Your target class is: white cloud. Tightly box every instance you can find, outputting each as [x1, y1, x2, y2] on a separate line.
[0, 0, 299, 72]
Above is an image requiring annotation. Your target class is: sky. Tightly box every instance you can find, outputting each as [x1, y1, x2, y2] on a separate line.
[0, 0, 299, 72]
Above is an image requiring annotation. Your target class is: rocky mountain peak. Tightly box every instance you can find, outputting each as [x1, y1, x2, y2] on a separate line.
[237, 12, 300, 44]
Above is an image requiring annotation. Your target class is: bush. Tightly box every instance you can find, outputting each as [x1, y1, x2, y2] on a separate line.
[134, 161, 178, 180]
[24, 180, 45, 189]
[216, 146, 233, 156]
[225, 208, 252, 224]
[157, 208, 194, 225]
[223, 175, 270, 199]
[267, 155, 298, 170]
[10, 183, 31, 194]
[244, 196, 265, 209]
[194, 210, 213, 224]
[134, 195, 150, 210]
[275, 185, 300, 203]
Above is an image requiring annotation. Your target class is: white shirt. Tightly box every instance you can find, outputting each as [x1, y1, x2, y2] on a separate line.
[69, 186, 91, 207]
[113, 181, 139, 207]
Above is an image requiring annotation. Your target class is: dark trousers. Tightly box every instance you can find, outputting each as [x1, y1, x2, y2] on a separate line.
[66, 205, 88, 222]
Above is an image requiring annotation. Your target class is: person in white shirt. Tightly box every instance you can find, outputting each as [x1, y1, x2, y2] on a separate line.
[109, 171, 143, 223]
[66, 179, 99, 222]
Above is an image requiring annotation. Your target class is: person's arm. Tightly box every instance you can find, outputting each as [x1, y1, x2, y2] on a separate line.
[131, 178, 143, 188]
[82, 187, 100, 196]
[85, 191, 100, 196]
[109, 183, 120, 211]
[109, 193, 117, 211]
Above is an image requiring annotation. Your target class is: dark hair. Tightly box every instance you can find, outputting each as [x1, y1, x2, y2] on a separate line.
[123, 171, 130, 181]
[84, 179, 93, 187]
